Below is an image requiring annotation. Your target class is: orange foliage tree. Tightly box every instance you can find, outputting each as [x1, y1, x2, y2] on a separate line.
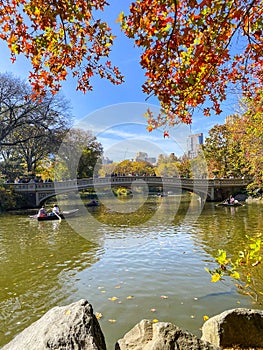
[0, 0, 262, 128]
[120, 0, 263, 129]
[0, 0, 124, 97]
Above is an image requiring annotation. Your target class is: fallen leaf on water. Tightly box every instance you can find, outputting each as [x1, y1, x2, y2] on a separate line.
[152, 319, 159, 323]
[203, 315, 209, 321]
[150, 308, 156, 312]
[108, 296, 118, 301]
[108, 319, 117, 323]
[115, 285, 121, 289]
[126, 295, 134, 300]
[160, 295, 168, 299]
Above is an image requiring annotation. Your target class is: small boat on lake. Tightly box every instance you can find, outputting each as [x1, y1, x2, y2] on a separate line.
[217, 201, 243, 207]
[85, 199, 99, 207]
[30, 209, 79, 221]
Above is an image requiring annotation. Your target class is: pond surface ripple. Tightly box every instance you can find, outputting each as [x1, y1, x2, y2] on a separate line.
[0, 197, 262, 348]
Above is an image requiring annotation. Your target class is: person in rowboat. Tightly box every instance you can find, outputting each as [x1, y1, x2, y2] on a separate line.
[52, 204, 60, 214]
[37, 206, 47, 218]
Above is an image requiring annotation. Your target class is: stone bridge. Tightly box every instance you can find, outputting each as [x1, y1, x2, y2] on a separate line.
[7, 176, 249, 207]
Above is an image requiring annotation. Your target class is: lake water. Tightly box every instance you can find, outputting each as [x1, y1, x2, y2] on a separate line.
[0, 194, 262, 349]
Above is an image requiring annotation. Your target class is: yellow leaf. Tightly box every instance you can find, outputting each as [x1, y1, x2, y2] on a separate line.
[126, 295, 134, 300]
[34, 7, 41, 16]
[230, 271, 240, 279]
[152, 319, 159, 323]
[95, 312, 102, 320]
[203, 315, 209, 321]
[211, 273, 221, 282]
[65, 310, 71, 315]
[108, 296, 118, 301]
[108, 319, 117, 323]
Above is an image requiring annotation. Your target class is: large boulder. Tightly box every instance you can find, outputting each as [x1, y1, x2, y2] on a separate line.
[115, 319, 221, 350]
[201, 308, 263, 348]
[2, 299, 106, 350]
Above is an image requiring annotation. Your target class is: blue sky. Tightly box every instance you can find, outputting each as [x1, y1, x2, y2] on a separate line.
[0, 0, 241, 161]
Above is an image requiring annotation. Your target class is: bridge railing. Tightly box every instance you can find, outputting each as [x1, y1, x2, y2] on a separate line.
[6, 176, 249, 193]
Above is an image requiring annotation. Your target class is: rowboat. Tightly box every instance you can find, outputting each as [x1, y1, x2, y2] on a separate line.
[30, 209, 79, 221]
[217, 201, 243, 207]
[85, 200, 99, 207]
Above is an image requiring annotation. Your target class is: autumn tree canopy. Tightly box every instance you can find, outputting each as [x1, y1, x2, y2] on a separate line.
[0, 0, 262, 127]
[0, 0, 124, 97]
[120, 0, 263, 128]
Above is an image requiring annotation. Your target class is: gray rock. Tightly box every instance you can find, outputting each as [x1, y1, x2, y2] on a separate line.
[201, 308, 263, 348]
[115, 319, 221, 350]
[2, 299, 106, 350]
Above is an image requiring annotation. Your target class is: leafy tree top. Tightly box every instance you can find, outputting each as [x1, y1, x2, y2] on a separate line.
[0, 0, 124, 98]
[0, 0, 262, 128]
[120, 0, 263, 128]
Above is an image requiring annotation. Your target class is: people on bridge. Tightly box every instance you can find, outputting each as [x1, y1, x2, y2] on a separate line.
[37, 206, 47, 218]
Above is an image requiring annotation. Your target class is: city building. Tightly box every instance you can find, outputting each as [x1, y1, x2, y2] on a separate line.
[186, 133, 203, 159]
[135, 152, 156, 164]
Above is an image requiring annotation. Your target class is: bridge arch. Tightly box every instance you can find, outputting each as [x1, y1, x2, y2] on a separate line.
[8, 176, 249, 207]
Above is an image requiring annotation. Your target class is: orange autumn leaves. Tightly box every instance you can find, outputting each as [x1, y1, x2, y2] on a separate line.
[0, 0, 123, 97]
[0, 0, 262, 129]
[120, 0, 263, 127]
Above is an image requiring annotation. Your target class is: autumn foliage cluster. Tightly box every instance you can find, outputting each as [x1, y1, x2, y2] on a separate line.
[0, 0, 262, 128]
[0, 0, 123, 97]
[202, 96, 263, 189]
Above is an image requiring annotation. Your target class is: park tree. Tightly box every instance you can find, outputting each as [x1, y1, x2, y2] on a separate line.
[55, 128, 103, 180]
[228, 98, 263, 189]
[114, 160, 155, 176]
[156, 153, 180, 177]
[98, 162, 117, 177]
[0, 1, 262, 130]
[0, 147, 24, 181]
[15, 124, 66, 175]
[202, 123, 244, 178]
[0, 73, 71, 149]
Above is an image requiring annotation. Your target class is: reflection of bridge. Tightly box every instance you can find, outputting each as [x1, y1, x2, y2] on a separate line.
[7, 176, 249, 207]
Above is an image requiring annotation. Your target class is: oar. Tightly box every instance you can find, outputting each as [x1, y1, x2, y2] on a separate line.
[54, 211, 62, 222]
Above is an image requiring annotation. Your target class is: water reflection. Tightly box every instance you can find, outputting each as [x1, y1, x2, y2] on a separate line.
[0, 198, 262, 348]
[0, 216, 104, 345]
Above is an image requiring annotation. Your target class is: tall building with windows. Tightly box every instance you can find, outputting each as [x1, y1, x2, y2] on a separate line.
[186, 133, 203, 159]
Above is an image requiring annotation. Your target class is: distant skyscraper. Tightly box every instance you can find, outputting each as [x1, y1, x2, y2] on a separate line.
[187, 133, 203, 159]
[135, 152, 156, 164]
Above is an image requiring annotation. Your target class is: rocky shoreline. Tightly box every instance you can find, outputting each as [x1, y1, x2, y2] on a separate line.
[1, 299, 263, 350]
